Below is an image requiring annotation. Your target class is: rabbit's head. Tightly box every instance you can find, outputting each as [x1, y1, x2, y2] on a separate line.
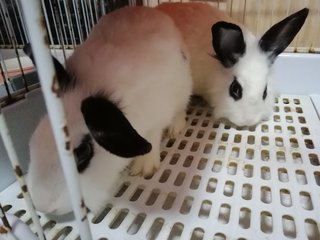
[210, 8, 308, 126]
[26, 49, 151, 215]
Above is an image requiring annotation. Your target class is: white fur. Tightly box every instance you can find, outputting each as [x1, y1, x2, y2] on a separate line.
[158, 3, 276, 126]
[208, 32, 275, 126]
[28, 6, 192, 215]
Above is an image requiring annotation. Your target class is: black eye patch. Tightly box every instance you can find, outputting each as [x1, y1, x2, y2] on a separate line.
[74, 134, 94, 173]
[229, 77, 242, 101]
[263, 86, 267, 100]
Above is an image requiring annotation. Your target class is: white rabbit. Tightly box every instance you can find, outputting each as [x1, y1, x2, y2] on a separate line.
[26, 6, 192, 215]
[157, 3, 309, 126]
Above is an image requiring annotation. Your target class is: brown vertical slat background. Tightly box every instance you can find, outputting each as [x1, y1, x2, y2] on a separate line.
[225, 0, 320, 52]
[159, 0, 320, 53]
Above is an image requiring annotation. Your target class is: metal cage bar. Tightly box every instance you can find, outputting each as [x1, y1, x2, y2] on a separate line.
[0, 114, 45, 240]
[19, 0, 93, 239]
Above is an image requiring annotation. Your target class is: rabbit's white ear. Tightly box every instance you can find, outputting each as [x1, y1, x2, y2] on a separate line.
[259, 8, 309, 62]
[23, 43, 74, 92]
[211, 22, 246, 68]
[81, 96, 152, 158]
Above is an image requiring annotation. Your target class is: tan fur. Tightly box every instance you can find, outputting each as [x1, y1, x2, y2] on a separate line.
[157, 3, 234, 95]
[28, 6, 192, 215]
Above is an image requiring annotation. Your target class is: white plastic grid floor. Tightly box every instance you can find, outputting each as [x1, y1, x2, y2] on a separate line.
[1, 94, 320, 240]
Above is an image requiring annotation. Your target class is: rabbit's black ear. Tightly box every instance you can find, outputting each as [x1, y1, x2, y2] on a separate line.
[211, 22, 246, 68]
[23, 43, 73, 92]
[81, 96, 152, 158]
[259, 8, 309, 62]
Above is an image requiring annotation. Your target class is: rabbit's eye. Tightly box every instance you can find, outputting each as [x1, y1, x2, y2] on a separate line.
[229, 77, 242, 101]
[263, 86, 267, 100]
[74, 134, 94, 173]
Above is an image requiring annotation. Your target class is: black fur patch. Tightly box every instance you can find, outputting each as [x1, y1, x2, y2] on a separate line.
[259, 8, 309, 62]
[229, 77, 243, 101]
[74, 134, 94, 173]
[263, 86, 267, 100]
[81, 96, 152, 158]
[23, 43, 75, 93]
[211, 22, 246, 68]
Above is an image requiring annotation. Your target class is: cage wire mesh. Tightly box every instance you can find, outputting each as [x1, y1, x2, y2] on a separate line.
[0, 0, 130, 47]
[0, 0, 129, 106]
[0, 0, 320, 239]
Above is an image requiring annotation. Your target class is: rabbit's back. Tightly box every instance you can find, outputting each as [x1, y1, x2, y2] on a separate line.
[66, 6, 192, 135]
[157, 3, 234, 95]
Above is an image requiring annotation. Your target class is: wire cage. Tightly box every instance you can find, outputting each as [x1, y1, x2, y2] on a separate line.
[0, 0, 320, 239]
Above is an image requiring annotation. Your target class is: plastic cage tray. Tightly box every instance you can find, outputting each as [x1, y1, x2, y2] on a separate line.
[1, 94, 320, 240]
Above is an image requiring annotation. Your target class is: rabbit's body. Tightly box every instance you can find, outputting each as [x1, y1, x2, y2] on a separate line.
[158, 3, 308, 126]
[66, 6, 190, 144]
[28, 6, 192, 215]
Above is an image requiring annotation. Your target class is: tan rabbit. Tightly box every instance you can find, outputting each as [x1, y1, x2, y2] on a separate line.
[26, 6, 192, 215]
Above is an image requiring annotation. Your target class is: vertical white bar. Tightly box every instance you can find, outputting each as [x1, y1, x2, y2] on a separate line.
[0, 115, 45, 240]
[87, 0, 95, 28]
[93, 0, 99, 22]
[63, 0, 77, 47]
[101, 0, 106, 16]
[0, 25, 6, 45]
[10, 0, 25, 45]
[19, 1, 92, 240]
[1, 0, 29, 91]
[53, 2, 67, 61]
[0, 1, 18, 46]
[40, 0, 54, 46]
[80, 0, 90, 37]
[0, 0, 29, 91]
[48, 0, 62, 46]
[14, 0, 29, 42]
[57, 0, 69, 46]
[72, 0, 84, 43]
[0, 3, 14, 46]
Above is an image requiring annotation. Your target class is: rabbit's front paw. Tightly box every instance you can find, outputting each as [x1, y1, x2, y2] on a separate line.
[166, 111, 187, 138]
[130, 153, 160, 177]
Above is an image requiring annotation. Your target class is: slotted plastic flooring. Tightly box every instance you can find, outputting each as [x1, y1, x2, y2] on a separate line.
[1, 94, 320, 240]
